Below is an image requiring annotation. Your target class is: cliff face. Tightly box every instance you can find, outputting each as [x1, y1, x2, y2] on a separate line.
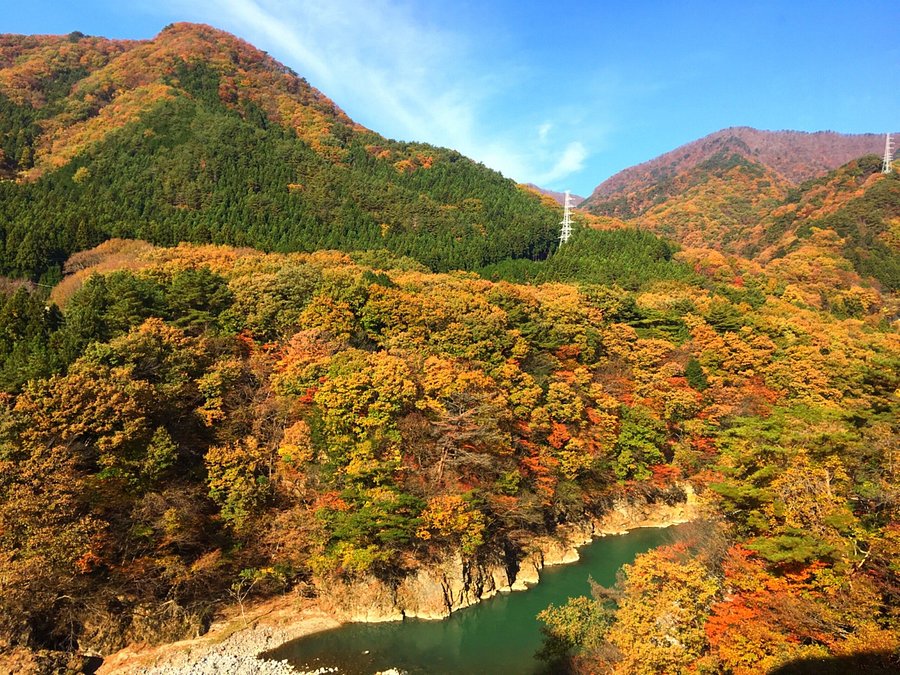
[318, 552, 513, 622]
[317, 485, 703, 622]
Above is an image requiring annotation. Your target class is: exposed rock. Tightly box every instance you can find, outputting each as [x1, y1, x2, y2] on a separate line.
[533, 535, 580, 567]
[97, 483, 705, 674]
[510, 552, 541, 591]
[316, 576, 402, 623]
[318, 483, 704, 621]
[594, 484, 701, 535]
[488, 566, 512, 597]
[394, 567, 449, 621]
[320, 552, 513, 622]
[423, 553, 509, 615]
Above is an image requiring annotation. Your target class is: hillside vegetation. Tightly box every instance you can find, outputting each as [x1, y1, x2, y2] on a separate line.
[582, 127, 886, 218]
[0, 23, 897, 675]
[0, 239, 896, 673]
[0, 24, 559, 281]
[582, 140, 900, 291]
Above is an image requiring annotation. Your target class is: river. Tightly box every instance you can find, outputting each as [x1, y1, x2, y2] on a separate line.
[263, 525, 685, 674]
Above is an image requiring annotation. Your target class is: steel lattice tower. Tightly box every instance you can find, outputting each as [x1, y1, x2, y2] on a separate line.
[559, 190, 574, 244]
[883, 133, 894, 174]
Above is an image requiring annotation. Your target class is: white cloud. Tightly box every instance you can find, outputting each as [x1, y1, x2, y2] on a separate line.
[143, 0, 599, 187]
[535, 141, 588, 185]
[538, 122, 553, 143]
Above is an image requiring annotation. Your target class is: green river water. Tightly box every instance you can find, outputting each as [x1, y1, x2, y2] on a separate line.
[263, 525, 684, 674]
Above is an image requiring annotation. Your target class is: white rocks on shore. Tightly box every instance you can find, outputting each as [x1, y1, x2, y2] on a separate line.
[123, 619, 343, 675]
[138, 653, 297, 675]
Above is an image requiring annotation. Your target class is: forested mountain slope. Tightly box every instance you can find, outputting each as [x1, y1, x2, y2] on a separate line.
[0, 23, 560, 281]
[580, 127, 899, 291]
[751, 155, 900, 290]
[0, 239, 896, 673]
[582, 127, 886, 219]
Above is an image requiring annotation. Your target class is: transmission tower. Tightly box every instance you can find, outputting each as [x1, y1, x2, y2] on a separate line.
[883, 133, 894, 174]
[559, 190, 574, 244]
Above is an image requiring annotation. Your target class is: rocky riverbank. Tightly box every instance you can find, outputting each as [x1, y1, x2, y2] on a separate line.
[95, 599, 341, 675]
[317, 483, 702, 623]
[97, 484, 704, 674]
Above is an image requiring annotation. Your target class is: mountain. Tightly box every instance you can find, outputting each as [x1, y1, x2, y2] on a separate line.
[753, 155, 900, 289]
[580, 128, 899, 289]
[0, 24, 561, 280]
[0, 25, 359, 179]
[582, 127, 886, 219]
[524, 184, 584, 206]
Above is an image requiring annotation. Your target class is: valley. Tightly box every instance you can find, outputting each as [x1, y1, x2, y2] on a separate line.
[0, 22, 897, 675]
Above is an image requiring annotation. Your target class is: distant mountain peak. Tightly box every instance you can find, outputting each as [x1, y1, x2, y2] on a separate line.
[523, 184, 585, 207]
[583, 127, 886, 219]
[579, 128, 898, 290]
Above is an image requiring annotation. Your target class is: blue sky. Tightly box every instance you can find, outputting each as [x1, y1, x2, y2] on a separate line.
[5, 1, 899, 196]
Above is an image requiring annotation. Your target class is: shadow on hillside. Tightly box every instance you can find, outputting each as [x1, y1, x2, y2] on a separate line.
[769, 651, 899, 674]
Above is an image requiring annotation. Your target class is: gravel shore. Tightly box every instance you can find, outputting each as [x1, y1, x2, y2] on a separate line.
[98, 598, 342, 675]
[131, 624, 311, 675]
[114, 618, 408, 675]
[97, 596, 409, 675]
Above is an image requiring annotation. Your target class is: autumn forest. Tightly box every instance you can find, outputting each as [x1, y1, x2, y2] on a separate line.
[0, 22, 897, 675]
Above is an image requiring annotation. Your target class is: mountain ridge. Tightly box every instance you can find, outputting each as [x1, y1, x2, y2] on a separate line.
[1, 25, 896, 289]
[580, 128, 899, 289]
[524, 183, 585, 207]
[1, 23, 363, 180]
[583, 127, 887, 219]
[0, 23, 560, 278]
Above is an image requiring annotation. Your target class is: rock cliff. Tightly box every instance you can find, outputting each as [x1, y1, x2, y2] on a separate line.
[317, 484, 703, 622]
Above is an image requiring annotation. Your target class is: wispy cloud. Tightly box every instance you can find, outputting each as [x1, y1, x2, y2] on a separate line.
[143, 0, 600, 187]
[535, 141, 587, 185]
[538, 122, 553, 143]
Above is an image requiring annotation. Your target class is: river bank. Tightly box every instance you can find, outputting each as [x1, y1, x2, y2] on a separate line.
[96, 597, 341, 675]
[97, 484, 705, 675]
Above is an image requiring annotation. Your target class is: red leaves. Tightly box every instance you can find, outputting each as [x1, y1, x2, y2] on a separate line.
[692, 435, 717, 455]
[554, 345, 581, 361]
[74, 550, 102, 575]
[649, 463, 681, 487]
[314, 491, 350, 512]
[514, 420, 532, 436]
[298, 386, 318, 405]
[547, 422, 571, 450]
[585, 407, 605, 425]
[520, 451, 558, 505]
[705, 596, 759, 645]
[235, 331, 257, 354]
